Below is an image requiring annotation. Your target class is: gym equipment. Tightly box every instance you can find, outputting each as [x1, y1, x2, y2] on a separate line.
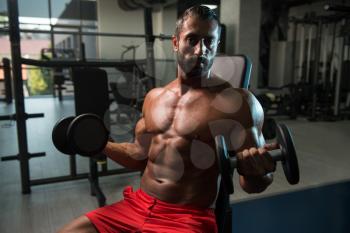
[256, 88, 300, 119]
[256, 93, 273, 113]
[210, 55, 252, 233]
[52, 114, 109, 157]
[72, 67, 124, 207]
[0, 0, 47, 194]
[215, 123, 299, 194]
[3, 0, 172, 195]
[109, 45, 148, 126]
[109, 82, 143, 126]
[0, 58, 12, 104]
[261, 12, 350, 121]
[262, 117, 277, 139]
[324, 4, 350, 13]
[52, 116, 76, 155]
[41, 48, 76, 101]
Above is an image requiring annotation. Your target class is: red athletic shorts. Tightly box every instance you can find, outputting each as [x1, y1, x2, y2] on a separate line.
[85, 186, 218, 233]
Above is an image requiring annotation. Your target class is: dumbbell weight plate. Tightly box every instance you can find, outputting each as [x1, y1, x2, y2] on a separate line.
[277, 123, 299, 185]
[215, 135, 234, 194]
[52, 116, 76, 155]
[67, 113, 109, 156]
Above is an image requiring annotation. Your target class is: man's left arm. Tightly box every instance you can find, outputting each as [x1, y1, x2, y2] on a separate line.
[228, 89, 277, 193]
[236, 127, 277, 193]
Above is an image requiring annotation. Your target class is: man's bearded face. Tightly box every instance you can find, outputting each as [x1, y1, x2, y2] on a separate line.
[174, 16, 220, 78]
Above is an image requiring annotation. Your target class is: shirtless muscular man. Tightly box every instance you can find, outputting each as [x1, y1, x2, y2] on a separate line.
[58, 5, 276, 233]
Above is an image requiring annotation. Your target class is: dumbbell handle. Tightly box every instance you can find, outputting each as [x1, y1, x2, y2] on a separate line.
[229, 149, 284, 168]
[216, 123, 299, 188]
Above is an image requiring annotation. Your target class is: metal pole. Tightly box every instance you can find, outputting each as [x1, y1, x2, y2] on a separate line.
[329, 22, 337, 86]
[323, 22, 338, 117]
[310, 20, 322, 120]
[334, 37, 345, 116]
[306, 25, 313, 83]
[48, 0, 55, 57]
[291, 22, 298, 84]
[79, 0, 83, 60]
[297, 24, 305, 83]
[21, 57, 147, 67]
[0, 28, 173, 40]
[7, 0, 31, 194]
[144, 7, 156, 90]
[321, 25, 328, 85]
[2, 58, 13, 104]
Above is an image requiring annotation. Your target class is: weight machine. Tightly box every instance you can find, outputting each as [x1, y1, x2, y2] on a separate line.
[0, 0, 171, 207]
[259, 9, 350, 121]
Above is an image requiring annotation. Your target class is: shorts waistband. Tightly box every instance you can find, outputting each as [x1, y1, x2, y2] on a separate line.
[124, 186, 214, 214]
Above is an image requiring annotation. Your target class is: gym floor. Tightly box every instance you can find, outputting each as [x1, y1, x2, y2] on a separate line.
[0, 97, 350, 233]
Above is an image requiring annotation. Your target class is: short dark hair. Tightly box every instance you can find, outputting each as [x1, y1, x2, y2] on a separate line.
[175, 5, 221, 38]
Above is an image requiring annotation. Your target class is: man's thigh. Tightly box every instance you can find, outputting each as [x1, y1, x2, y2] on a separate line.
[85, 196, 147, 232]
[57, 215, 98, 233]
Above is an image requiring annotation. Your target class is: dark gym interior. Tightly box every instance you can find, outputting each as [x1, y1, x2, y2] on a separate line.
[0, 0, 350, 233]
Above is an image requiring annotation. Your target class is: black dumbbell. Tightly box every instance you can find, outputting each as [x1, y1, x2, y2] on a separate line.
[52, 113, 109, 156]
[215, 123, 299, 194]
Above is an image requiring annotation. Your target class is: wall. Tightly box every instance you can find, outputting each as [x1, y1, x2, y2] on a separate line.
[153, 4, 177, 86]
[220, 0, 261, 91]
[96, 0, 145, 60]
[96, 0, 177, 87]
[220, 0, 240, 56]
[238, 0, 261, 91]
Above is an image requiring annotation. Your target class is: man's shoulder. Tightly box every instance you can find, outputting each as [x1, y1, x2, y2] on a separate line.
[146, 85, 175, 104]
[145, 87, 165, 99]
[210, 84, 263, 122]
[230, 89, 264, 128]
[142, 87, 164, 116]
[145, 79, 178, 100]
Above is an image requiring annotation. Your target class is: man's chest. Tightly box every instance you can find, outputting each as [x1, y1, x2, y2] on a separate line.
[144, 90, 229, 140]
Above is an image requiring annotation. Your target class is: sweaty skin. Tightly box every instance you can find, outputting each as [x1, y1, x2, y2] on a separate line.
[104, 77, 273, 208]
[56, 13, 276, 233]
[139, 80, 268, 207]
[103, 15, 276, 208]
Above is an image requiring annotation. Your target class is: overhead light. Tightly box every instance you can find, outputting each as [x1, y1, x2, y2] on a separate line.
[201, 4, 218, 10]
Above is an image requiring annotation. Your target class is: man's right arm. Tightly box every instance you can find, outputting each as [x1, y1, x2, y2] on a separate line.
[102, 117, 151, 171]
[102, 87, 163, 171]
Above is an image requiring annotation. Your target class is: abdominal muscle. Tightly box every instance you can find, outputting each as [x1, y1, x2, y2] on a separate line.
[139, 84, 228, 208]
[140, 136, 220, 209]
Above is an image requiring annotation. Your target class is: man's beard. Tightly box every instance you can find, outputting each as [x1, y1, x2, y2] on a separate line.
[177, 52, 214, 78]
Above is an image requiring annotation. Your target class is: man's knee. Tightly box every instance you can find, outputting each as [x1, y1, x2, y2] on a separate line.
[57, 215, 98, 233]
